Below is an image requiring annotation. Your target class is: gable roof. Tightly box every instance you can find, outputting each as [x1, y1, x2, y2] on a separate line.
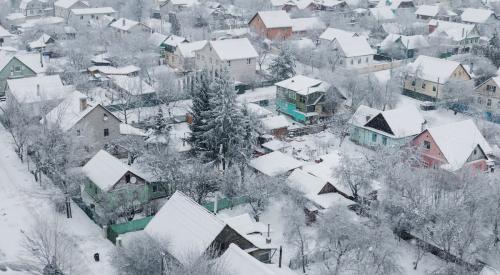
[349, 104, 380, 127]
[83, 150, 144, 191]
[0, 52, 47, 74]
[291, 17, 325, 32]
[0, 25, 13, 38]
[407, 55, 465, 83]
[425, 119, 492, 171]
[54, 0, 87, 9]
[461, 8, 494, 24]
[208, 38, 258, 61]
[7, 75, 67, 104]
[110, 18, 141, 31]
[177, 40, 207, 58]
[415, 4, 456, 18]
[45, 91, 96, 131]
[28, 33, 53, 49]
[335, 36, 375, 57]
[218, 244, 276, 275]
[249, 151, 303, 176]
[377, 0, 414, 10]
[253, 11, 292, 28]
[275, 74, 328, 96]
[380, 34, 429, 50]
[367, 105, 425, 138]
[164, 34, 188, 47]
[429, 20, 478, 41]
[109, 75, 155, 95]
[319, 27, 357, 41]
[144, 191, 226, 264]
[71, 7, 116, 15]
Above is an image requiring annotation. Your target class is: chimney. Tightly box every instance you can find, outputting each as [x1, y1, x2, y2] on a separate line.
[266, 224, 271, 244]
[122, 18, 126, 26]
[421, 120, 427, 132]
[365, 115, 371, 122]
[79, 96, 87, 111]
[470, 62, 474, 74]
[36, 84, 40, 96]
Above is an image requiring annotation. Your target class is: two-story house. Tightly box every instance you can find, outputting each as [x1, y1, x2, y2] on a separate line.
[195, 38, 258, 82]
[275, 75, 329, 124]
[45, 91, 122, 151]
[172, 40, 207, 72]
[248, 11, 293, 41]
[0, 53, 47, 97]
[20, 0, 51, 18]
[403, 55, 471, 101]
[428, 20, 480, 55]
[475, 76, 500, 121]
[349, 105, 425, 148]
[415, 4, 458, 21]
[69, 7, 117, 26]
[54, 0, 89, 18]
[164, 35, 189, 68]
[410, 119, 494, 172]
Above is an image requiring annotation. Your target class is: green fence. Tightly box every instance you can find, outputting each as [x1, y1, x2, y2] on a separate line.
[107, 216, 153, 244]
[203, 196, 250, 213]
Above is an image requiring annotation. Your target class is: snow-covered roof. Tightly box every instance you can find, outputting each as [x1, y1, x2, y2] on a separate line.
[55, 0, 87, 9]
[275, 75, 328, 96]
[262, 139, 290, 151]
[6, 13, 25, 21]
[19, 17, 65, 29]
[429, 20, 478, 41]
[109, 75, 155, 95]
[249, 151, 303, 176]
[71, 7, 116, 15]
[319, 27, 357, 41]
[349, 104, 380, 127]
[20, 0, 47, 9]
[120, 123, 147, 136]
[425, 120, 492, 171]
[217, 244, 275, 275]
[177, 40, 207, 58]
[461, 8, 494, 24]
[377, 0, 413, 10]
[0, 52, 47, 74]
[144, 191, 226, 264]
[45, 91, 99, 131]
[91, 53, 111, 64]
[149, 32, 168, 47]
[407, 55, 465, 83]
[261, 115, 290, 131]
[369, 7, 396, 20]
[221, 214, 268, 236]
[88, 65, 140, 75]
[415, 4, 440, 17]
[255, 11, 292, 28]
[110, 18, 140, 31]
[208, 38, 258, 61]
[28, 33, 52, 49]
[7, 75, 68, 104]
[291, 17, 325, 32]
[164, 34, 187, 47]
[83, 150, 145, 191]
[335, 36, 375, 57]
[287, 169, 352, 209]
[170, 0, 198, 6]
[0, 25, 12, 38]
[380, 34, 429, 50]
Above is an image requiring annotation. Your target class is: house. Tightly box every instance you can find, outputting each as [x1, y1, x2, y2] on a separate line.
[428, 20, 480, 55]
[260, 115, 290, 139]
[249, 151, 303, 176]
[0, 53, 47, 97]
[349, 105, 426, 148]
[475, 76, 500, 121]
[319, 27, 358, 44]
[161, 0, 199, 12]
[0, 25, 13, 45]
[290, 17, 326, 36]
[44, 91, 122, 150]
[379, 34, 429, 58]
[69, 7, 117, 25]
[376, 0, 415, 13]
[332, 36, 376, 68]
[217, 244, 289, 275]
[110, 18, 152, 34]
[403, 55, 471, 101]
[410, 119, 494, 172]
[195, 38, 258, 82]
[164, 35, 188, 68]
[107, 75, 156, 105]
[172, 40, 207, 72]
[248, 11, 293, 41]
[149, 32, 169, 59]
[415, 4, 457, 21]
[461, 8, 496, 25]
[54, 0, 89, 18]
[275, 75, 329, 124]
[6, 75, 69, 117]
[20, 0, 51, 18]
[369, 7, 396, 21]
[88, 65, 141, 78]
[27, 33, 55, 51]
[82, 150, 162, 215]
[144, 191, 268, 265]
[316, 0, 349, 12]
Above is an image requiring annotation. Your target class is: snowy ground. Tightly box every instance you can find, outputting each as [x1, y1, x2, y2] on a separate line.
[0, 125, 117, 275]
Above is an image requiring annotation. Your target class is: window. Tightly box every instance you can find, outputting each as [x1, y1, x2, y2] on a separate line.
[104, 128, 109, 137]
[421, 83, 426, 89]
[76, 129, 81, 136]
[423, 140, 431, 150]
[80, 15, 84, 20]
[432, 86, 436, 92]
[227, 60, 231, 66]
[371, 133, 377, 142]
[350, 59, 353, 65]
[14, 66, 21, 72]
[411, 80, 415, 86]
[125, 174, 130, 183]
[487, 99, 492, 106]
[103, 114, 108, 121]
[366, 57, 369, 63]
[152, 184, 158, 193]
[358, 59, 361, 64]
[247, 58, 251, 64]
[382, 136, 387, 145]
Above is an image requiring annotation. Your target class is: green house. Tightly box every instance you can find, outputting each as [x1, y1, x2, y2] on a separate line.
[82, 150, 165, 211]
[0, 53, 46, 97]
[275, 75, 328, 124]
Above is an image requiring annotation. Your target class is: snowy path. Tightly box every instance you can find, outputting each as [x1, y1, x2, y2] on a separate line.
[0, 125, 117, 275]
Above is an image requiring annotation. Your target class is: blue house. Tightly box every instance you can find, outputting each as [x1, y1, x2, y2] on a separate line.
[349, 105, 426, 148]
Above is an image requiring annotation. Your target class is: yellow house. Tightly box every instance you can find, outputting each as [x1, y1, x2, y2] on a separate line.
[403, 55, 471, 101]
[475, 76, 500, 117]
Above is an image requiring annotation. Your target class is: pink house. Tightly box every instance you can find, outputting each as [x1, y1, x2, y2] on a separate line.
[411, 120, 493, 172]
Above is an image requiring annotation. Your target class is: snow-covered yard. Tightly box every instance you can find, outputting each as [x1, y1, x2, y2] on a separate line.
[0, 125, 117, 275]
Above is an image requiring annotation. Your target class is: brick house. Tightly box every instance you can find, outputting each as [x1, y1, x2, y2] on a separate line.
[410, 119, 494, 172]
[248, 11, 293, 40]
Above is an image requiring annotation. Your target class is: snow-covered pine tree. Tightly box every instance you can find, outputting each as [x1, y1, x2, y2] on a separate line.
[268, 45, 297, 82]
[154, 106, 169, 135]
[188, 69, 213, 155]
[202, 68, 246, 170]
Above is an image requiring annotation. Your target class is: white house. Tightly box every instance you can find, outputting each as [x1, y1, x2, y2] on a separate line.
[461, 8, 496, 25]
[172, 40, 207, 72]
[54, 0, 89, 18]
[333, 36, 375, 68]
[110, 18, 152, 34]
[195, 38, 258, 82]
[20, 0, 51, 18]
[69, 7, 117, 26]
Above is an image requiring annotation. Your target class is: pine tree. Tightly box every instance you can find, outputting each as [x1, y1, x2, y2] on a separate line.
[188, 69, 213, 155]
[201, 68, 246, 170]
[268, 45, 297, 82]
[154, 106, 169, 135]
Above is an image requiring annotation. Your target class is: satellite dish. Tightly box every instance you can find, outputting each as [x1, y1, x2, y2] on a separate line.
[130, 176, 137, 184]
